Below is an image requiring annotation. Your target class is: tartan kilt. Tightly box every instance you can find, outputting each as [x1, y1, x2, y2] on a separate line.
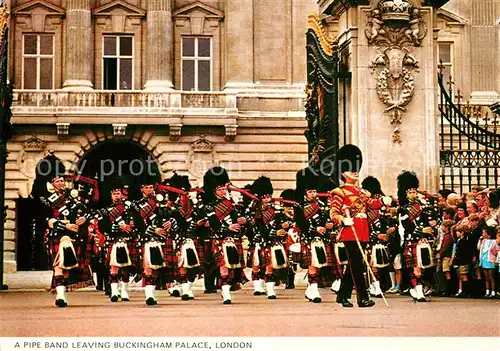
[212, 239, 246, 269]
[44, 229, 94, 291]
[249, 246, 271, 270]
[176, 238, 205, 271]
[105, 240, 140, 269]
[403, 242, 418, 269]
[300, 240, 342, 285]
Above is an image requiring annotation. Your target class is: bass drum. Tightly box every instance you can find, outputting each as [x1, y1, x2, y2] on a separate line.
[286, 228, 301, 264]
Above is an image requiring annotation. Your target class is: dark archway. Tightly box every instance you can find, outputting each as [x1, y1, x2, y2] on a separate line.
[77, 140, 162, 207]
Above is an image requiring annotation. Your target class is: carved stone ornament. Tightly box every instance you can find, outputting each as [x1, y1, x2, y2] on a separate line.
[186, 136, 219, 179]
[17, 136, 47, 179]
[365, 0, 427, 143]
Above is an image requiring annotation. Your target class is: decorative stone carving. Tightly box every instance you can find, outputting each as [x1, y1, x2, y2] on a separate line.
[17, 136, 47, 179]
[56, 123, 70, 136]
[365, 0, 427, 143]
[224, 125, 238, 142]
[112, 123, 127, 137]
[186, 136, 218, 179]
[169, 124, 182, 141]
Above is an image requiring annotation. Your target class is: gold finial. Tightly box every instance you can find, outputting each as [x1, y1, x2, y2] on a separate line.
[455, 89, 463, 105]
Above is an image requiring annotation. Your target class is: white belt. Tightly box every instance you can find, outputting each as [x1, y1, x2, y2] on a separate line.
[355, 213, 367, 219]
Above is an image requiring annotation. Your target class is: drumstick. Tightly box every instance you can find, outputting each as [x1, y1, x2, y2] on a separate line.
[345, 210, 389, 308]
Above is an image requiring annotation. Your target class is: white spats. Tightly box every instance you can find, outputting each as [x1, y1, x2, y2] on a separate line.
[389, 272, 396, 289]
[93, 272, 98, 287]
[305, 283, 321, 303]
[56, 285, 66, 301]
[221, 285, 231, 304]
[110, 283, 120, 302]
[120, 282, 129, 301]
[331, 279, 341, 293]
[373, 281, 383, 296]
[415, 285, 425, 299]
[266, 282, 276, 299]
[181, 283, 190, 301]
[409, 288, 417, 299]
[145, 285, 156, 305]
[253, 280, 265, 296]
[187, 281, 194, 299]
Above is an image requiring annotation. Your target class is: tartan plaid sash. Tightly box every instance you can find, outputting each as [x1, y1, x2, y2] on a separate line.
[137, 197, 157, 221]
[178, 195, 193, 219]
[408, 202, 422, 222]
[108, 202, 126, 223]
[214, 198, 234, 221]
[303, 201, 320, 221]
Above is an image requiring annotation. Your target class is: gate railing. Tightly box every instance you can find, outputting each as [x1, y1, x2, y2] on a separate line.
[438, 66, 500, 193]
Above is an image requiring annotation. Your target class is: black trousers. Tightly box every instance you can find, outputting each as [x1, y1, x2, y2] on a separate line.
[338, 241, 369, 303]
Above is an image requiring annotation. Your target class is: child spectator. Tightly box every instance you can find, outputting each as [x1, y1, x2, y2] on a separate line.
[478, 226, 497, 298]
[450, 225, 472, 297]
[438, 219, 455, 296]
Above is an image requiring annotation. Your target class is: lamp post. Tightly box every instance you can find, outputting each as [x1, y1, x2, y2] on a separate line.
[0, 1, 12, 290]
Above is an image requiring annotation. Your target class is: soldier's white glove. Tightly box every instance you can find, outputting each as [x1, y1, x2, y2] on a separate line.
[343, 217, 354, 226]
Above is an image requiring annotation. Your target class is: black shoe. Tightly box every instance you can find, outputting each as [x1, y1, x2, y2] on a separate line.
[146, 297, 156, 306]
[121, 297, 130, 302]
[285, 284, 295, 290]
[268, 295, 277, 300]
[358, 299, 375, 308]
[372, 294, 382, 298]
[416, 297, 428, 302]
[182, 294, 190, 301]
[456, 292, 467, 299]
[55, 299, 67, 308]
[172, 290, 181, 298]
[110, 295, 119, 302]
[253, 291, 263, 296]
[96, 285, 103, 291]
[204, 289, 217, 294]
[223, 299, 231, 305]
[337, 298, 354, 307]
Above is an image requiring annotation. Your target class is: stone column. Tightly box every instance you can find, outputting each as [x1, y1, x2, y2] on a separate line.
[323, 0, 449, 193]
[63, 0, 93, 90]
[223, 0, 254, 90]
[469, 0, 499, 104]
[144, 0, 174, 91]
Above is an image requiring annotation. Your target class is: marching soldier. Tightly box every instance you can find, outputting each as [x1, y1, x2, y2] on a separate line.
[397, 171, 430, 302]
[329, 145, 375, 308]
[295, 167, 338, 303]
[202, 167, 248, 304]
[100, 178, 139, 302]
[32, 153, 94, 307]
[278, 189, 299, 289]
[247, 176, 288, 299]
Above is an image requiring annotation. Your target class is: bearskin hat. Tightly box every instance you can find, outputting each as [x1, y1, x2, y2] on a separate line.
[397, 170, 420, 206]
[279, 189, 295, 202]
[139, 171, 159, 187]
[362, 176, 384, 196]
[31, 152, 66, 199]
[203, 166, 230, 202]
[109, 176, 124, 192]
[251, 176, 273, 198]
[337, 144, 363, 179]
[165, 171, 192, 202]
[295, 167, 319, 202]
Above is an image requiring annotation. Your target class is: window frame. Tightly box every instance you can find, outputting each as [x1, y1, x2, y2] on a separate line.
[181, 36, 213, 92]
[21, 34, 55, 90]
[101, 35, 134, 91]
[437, 42, 454, 87]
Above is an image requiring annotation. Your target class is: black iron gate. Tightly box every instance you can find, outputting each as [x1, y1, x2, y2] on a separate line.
[305, 14, 351, 179]
[438, 66, 500, 193]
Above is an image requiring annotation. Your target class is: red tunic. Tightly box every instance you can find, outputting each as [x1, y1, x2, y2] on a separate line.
[329, 184, 370, 243]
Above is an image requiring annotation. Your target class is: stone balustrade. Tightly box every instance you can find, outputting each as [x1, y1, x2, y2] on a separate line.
[12, 90, 229, 110]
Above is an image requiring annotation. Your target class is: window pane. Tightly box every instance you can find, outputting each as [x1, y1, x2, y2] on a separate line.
[119, 59, 132, 90]
[39, 58, 53, 89]
[439, 43, 451, 63]
[104, 37, 117, 56]
[182, 38, 195, 57]
[23, 58, 37, 89]
[40, 36, 53, 55]
[198, 38, 211, 57]
[24, 35, 37, 55]
[120, 37, 133, 56]
[182, 60, 195, 91]
[442, 66, 451, 87]
[103, 58, 117, 90]
[198, 60, 210, 91]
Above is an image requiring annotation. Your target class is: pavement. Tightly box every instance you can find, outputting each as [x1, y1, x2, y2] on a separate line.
[1, 287, 499, 337]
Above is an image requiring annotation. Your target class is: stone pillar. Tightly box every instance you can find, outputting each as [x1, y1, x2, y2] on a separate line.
[144, 0, 174, 91]
[223, 0, 254, 90]
[323, 0, 449, 193]
[63, 0, 93, 90]
[469, 0, 499, 104]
